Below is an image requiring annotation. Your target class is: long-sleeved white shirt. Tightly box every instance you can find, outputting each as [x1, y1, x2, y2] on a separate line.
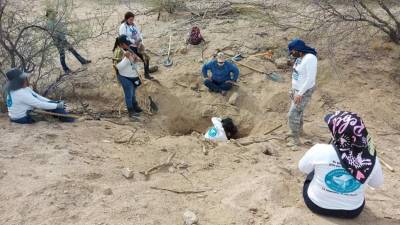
[116, 57, 139, 78]
[292, 54, 317, 95]
[6, 87, 58, 119]
[299, 144, 384, 210]
[204, 117, 228, 142]
[119, 23, 143, 47]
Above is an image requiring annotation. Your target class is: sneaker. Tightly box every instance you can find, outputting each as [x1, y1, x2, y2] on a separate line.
[133, 103, 143, 113]
[128, 108, 140, 118]
[286, 137, 300, 147]
[81, 60, 91, 65]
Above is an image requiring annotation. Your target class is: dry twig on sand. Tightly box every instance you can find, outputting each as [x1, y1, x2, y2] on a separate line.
[140, 152, 176, 177]
[150, 186, 207, 194]
[380, 158, 395, 172]
[238, 137, 283, 146]
[264, 124, 283, 135]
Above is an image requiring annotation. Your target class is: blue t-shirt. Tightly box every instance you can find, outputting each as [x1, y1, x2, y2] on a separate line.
[202, 60, 239, 83]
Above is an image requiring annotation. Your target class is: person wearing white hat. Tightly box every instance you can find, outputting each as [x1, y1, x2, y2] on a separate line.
[4, 68, 74, 124]
[201, 52, 240, 96]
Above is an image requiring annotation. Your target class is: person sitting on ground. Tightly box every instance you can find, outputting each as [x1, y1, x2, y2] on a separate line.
[112, 35, 143, 119]
[46, 9, 91, 74]
[201, 52, 239, 95]
[119, 11, 157, 80]
[299, 111, 383, 219]
[186, 26, 204, 45]
[205, 117, 238, 142]
[5, 68, 74, 124]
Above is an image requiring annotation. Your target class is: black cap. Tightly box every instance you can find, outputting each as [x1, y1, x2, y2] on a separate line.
[117, 35, 132, 46]
[6, 68, 28, 81]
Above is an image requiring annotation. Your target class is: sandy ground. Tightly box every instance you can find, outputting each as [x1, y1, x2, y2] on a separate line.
[1, 1, 400, 225]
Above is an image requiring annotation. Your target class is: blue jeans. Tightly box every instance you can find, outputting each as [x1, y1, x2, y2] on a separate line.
[204, 80, 233, 92]
[10, 108, 74, 124]
[117, 74, 137, 110]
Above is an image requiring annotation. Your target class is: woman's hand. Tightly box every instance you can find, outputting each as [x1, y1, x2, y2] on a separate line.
[124, 51, 132, 58]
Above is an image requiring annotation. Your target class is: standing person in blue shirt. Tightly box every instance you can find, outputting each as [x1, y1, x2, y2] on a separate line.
[201, 52, 240, 96]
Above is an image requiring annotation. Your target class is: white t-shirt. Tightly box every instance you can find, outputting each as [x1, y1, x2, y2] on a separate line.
[119, 23, 143, 47]
[292, 54, 317, 95]
[204, 117, 228, 142]
[116, 57, 139, 78]
[6, 87, 58, 120]
[299, 144, 384, 210]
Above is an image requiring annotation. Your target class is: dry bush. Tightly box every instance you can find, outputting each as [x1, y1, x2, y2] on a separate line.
[146, 0, 187, 14]
[263, 0, 400, 44]
[0, 0, 114, 110]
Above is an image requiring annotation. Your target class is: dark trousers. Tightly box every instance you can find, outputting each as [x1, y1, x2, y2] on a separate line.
[11, 108, 74, 124]
[129, 46, 150, 75]
[303, 172, 365, 219]
[56, 40, 87, 72]
[117, 74, 138, 110]
[204, 80, 233, 92]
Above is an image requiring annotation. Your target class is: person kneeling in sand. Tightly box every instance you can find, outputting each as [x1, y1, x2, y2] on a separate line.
[204, 117, 238, 142]
[5, 68, 74, 124]
[201, 52, 239, 96]
[299, 111, 383, 219]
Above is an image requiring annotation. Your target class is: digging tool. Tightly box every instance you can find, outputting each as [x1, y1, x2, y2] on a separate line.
[163, 35, 173, 67]
[226, 55, 284, 82]
[32, 109, 81, 119]
[248, 50, 273, 59]
[148, 96, 159, 113]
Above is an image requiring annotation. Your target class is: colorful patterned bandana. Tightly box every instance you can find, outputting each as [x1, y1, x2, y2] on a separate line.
[325, 111, 376, 184]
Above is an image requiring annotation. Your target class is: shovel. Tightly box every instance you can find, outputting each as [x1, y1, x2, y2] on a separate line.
[163, 35, 173, 67]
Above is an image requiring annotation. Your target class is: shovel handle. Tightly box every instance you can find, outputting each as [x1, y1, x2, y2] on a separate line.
[167, 35, 172, 57]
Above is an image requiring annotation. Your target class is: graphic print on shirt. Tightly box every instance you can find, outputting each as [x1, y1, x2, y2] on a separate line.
[6, 93, 12, 107]
[325, 168, 361, 193]
[292, 58, 302, 81]
[128, 26, 139, 40]
[207, 127, 218, 138]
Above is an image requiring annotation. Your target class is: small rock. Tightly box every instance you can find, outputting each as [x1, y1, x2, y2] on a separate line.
[249, 208, 258, 214]
[183, 210, 198, 225]
[103, 188, 113, 195]
[233, 159, 241, 163]
[160, 148, 168, 152]
[168, 166, 176, 173]
[3, 170, 7, 175]
[122, 168, 134, 179]
[228, 92, 240, 105]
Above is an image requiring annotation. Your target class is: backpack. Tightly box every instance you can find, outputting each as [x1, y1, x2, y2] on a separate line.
[187, 26, 204, 45]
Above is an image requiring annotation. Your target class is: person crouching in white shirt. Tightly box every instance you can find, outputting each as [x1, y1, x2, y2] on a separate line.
[299, 111, 384, 218]
[287, 39, 318, 150]
[5, 68, 73, 124]
[205, 117, 238, 142]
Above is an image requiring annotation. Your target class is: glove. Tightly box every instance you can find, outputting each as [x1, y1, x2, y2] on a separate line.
[56, 101, 65, 109]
